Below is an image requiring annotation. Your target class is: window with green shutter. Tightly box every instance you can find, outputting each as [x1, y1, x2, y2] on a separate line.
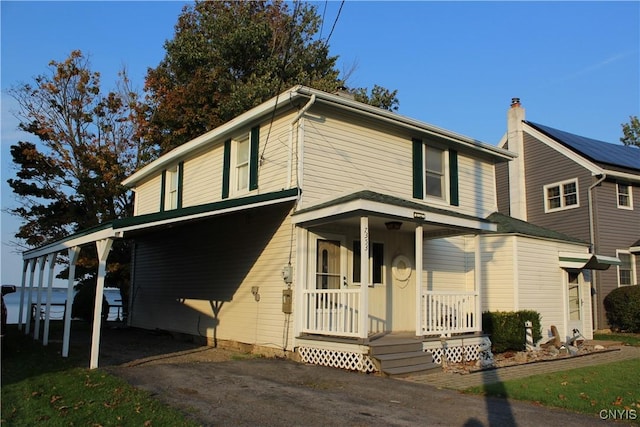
[412, 138, 458, 206]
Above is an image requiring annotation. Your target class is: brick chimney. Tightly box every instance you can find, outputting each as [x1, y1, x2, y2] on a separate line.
[507, 98, 527, 220]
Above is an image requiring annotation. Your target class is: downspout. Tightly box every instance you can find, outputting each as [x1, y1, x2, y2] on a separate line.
[287, 94, 316, 194]
[588, 173, 606, 330]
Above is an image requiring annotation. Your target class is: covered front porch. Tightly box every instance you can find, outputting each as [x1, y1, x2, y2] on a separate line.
[290, 191, 494, 373]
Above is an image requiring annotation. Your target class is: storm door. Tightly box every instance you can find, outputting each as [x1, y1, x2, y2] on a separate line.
[316, 239, 342, 289]
[567, 271, 583, 334]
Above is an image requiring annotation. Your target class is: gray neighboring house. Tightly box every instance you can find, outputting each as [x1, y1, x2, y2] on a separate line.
[496, 99, 640, 330]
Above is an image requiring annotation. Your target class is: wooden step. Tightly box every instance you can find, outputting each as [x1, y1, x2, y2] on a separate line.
[369, 340, 422, 356]
[382, 362, 441, 377]
[374, 351, 434, 370]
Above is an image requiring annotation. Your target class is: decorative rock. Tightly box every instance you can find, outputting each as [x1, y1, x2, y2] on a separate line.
[514, 352, 528, 363]
[558, 346, 568, 355]
[549, 346, 559, 356]
[594, 344, 605, 350]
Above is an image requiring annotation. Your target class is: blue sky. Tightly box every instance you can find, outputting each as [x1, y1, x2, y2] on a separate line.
[1, 1, 639, 285]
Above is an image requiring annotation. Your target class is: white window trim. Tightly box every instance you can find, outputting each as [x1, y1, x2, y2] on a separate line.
[423, 143, 450, 205]
[164, 165, 179, 211]
[543, 178, 580, 213]
[230, 132, 251, 196]
[616, 183, 633, 210]
[616, 250, 636, 287]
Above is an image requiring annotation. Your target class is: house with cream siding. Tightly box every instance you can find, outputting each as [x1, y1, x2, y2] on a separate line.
[496, 99, 639, 331]
[18, 87, 597, 373]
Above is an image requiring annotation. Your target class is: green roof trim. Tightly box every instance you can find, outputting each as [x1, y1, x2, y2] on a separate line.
[486, 212, 587, 244]
[114, 188, 299, 230]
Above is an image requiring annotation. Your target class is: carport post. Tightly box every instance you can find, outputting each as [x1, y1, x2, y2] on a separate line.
[33, 256, 47, 340]
[17, 260, 29, 331]
[42, 252, 56, 345]
[62, 247, 81, 357]
[90, 238, 113, 369]
[24, 258, 37, 335]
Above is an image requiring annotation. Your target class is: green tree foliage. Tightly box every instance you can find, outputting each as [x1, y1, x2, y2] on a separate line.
[6, 50, 146, 299]
[143, 0, 399, 153]
[620, 115, 640, 147]
[350, 85, 400, 112]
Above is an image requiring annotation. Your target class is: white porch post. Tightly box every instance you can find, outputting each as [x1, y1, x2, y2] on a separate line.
[33, 256, 47, 340]
[17, 260, 29, 331]
[62, 246, 81, 357]
[24, 258, 37, 334]
[359, 216, 369, 339]
[90, 238, 113, 369]
[415, 224, 423, 336]
[293, 226, 307, 341]
[474, 235, 482, 332]
[42, 252, 56, 345]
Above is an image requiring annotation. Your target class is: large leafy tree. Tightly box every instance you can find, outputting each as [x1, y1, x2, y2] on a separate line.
[620, 115, 640, 147]
[7, 50, 148, 310]
[144, 0, 398, 154]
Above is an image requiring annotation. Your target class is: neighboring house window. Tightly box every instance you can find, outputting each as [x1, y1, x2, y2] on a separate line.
[617, 183, 633, 209]
[222, 126, 260, 199]
[160, 162, 183, 212]
[617, 251, 635, 286]
[412, 138, 459, 206]
[544, 179, 579, 212]
[352, 240, 384, 285]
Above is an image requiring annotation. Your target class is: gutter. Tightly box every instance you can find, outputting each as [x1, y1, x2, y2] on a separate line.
[287, 94, 316, 191]
[588, 173, 606, 330]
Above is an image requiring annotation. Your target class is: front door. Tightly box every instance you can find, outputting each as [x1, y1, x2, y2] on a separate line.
[316, 239, 342, 289]
[567, 271, 583, 336]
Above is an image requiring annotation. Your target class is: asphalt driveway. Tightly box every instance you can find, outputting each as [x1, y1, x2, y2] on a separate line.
[96, 328, 608, 427]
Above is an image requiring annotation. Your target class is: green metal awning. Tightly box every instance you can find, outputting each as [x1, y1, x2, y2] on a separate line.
[558, 252, 622, 271]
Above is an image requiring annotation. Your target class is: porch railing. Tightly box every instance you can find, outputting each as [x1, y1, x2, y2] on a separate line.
[422, 291, 479, 336]
[302, 289, 360, 337]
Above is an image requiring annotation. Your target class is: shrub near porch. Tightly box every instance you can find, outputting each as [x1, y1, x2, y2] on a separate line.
[482, 310, 542, 353]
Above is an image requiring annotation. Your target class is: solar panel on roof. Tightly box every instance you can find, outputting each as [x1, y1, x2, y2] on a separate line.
[526, 121, 640, 171]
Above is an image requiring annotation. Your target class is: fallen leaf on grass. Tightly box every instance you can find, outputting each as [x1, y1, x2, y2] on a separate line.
[558, 394, 566, 401]
[144, 420, 152, 426]
[50, 395, 62, 404]
[560, 381, 568, 386]
[613, 396, 624, 406]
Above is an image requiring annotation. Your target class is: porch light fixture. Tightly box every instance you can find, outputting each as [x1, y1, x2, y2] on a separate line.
[413, 212, 425, 220]
[385, 221, 402, 231]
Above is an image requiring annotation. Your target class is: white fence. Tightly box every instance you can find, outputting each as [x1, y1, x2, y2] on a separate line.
[302, 289, 360, 337]
[422, 291, 479, 336]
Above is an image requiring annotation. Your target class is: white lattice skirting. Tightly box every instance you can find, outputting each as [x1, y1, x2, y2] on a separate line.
[428, 344, 481, 365]
[298, 347, 377, 373]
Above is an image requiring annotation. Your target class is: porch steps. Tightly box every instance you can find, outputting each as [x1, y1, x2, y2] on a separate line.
[369, 339, 440, 377]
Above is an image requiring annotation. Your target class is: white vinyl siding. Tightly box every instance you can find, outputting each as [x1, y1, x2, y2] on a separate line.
[480, 235, 515, 311]
[182, 149, 222, 207]
[129, 203, 296, 351]
[134, 175, 162, 215]
[301, 105, 497, 218]
[129, 112, 294, 215]
[423, 236, 476, 293]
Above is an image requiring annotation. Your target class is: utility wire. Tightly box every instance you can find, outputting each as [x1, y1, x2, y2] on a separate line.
[324, 1, 344, 48]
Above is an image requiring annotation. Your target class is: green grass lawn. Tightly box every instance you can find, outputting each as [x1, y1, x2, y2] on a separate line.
[1, 325, 199, 427]
[465, 334, 640, 421]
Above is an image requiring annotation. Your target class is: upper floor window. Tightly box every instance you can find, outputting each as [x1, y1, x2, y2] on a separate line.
[222, 126, 259, 199]
[617, 183, 633, 209]
[412, 138, 459, 206]
[617, 250, 635, 286]
[544, 179, 579, 212]
[161, 162, 183, 212]
[234, 134, 250, 193]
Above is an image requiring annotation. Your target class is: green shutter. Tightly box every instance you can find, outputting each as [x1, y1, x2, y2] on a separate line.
[249, 126, 259, 190]
[177, 161, 184, 209]
[159, 170, 167, 212]
[412, 138, 423, 199]
[222, 139, 231, 199]
[449, 149, 459, 206]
